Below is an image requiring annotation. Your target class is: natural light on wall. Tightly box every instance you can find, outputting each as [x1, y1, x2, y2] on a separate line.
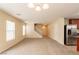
[6, 20, 15, 41]
[23, 25, 26, 36]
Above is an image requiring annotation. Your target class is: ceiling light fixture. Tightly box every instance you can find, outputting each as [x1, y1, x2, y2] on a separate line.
[42, 4, 49, 9]
[27, 3, 35, 8]
[27, 3, 49, 11]
[16, 13, 21, 16]
[35, 6, 41, 11]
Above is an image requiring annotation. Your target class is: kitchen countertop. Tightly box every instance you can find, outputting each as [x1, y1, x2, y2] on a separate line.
[73, 36, 79, 39]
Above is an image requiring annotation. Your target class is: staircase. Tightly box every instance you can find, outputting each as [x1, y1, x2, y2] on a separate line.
[30, 31, 42, 38]
[34, 24, 48, 38]
[26, 22, 48, 38]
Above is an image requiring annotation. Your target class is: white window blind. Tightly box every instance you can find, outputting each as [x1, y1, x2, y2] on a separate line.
[6, 20, 15, 41]
[23, 25, 26, 36]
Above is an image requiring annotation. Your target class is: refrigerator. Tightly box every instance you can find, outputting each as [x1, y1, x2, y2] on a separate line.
[64, 24, 77, 46]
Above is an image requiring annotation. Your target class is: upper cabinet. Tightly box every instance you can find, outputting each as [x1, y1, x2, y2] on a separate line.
[69, 19, 73, 24]
[69, 19, 79, 29]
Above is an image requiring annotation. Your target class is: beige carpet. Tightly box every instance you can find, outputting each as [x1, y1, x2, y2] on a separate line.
[1, 38, 79, 55]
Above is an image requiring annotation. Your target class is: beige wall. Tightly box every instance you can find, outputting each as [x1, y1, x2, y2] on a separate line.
[0, 10, 26, 53]
[48, 18, 65, 45]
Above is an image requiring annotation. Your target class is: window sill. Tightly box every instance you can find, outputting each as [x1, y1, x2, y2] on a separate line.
[7, 39, 15, 45]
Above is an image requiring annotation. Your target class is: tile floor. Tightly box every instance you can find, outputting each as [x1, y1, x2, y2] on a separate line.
[1, 38, 79, 55]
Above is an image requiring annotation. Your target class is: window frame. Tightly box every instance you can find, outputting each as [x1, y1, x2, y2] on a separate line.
[23, 24, 26, 36]
[6, 20, 15, 41]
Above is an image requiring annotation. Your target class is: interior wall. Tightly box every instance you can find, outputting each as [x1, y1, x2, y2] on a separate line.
[48, 18, 65, 45]
[0, 10, 26, 53]
[26, 22, 34, 38]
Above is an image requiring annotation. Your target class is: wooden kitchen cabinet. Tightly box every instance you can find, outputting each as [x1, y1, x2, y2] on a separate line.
[69, 19, 73, 24]
[69, 19, 79, 29]
[77, 38, 79, 51]
[73, 20, 79, 29]
[77, 20, 79, 29]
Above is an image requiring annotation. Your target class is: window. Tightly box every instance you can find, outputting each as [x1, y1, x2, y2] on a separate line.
[23, 25, 26, 35]
[6, 20, 15, 41]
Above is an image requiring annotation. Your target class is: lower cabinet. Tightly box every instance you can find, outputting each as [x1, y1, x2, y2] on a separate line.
[77, 38, 79, 51]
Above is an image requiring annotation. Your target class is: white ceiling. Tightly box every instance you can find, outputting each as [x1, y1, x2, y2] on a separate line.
[0, 3, 79, 24]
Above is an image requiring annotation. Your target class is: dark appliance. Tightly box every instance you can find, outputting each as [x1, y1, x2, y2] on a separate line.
[64, 24, 77, 46]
